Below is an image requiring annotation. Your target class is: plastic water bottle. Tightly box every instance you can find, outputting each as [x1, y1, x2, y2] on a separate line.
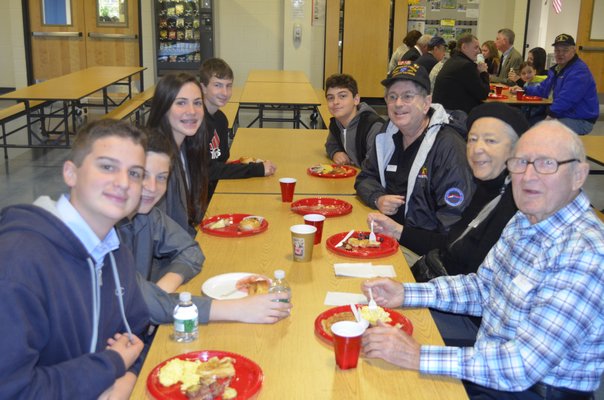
[172, 292, 198, 342]
[269, 270, 291, 303]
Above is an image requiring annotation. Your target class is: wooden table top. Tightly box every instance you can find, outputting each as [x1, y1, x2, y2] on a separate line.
[130, 194, 468, 399]
[221, 102, 240, 129]
[240, 82, 320, 105]
[229, 87, 243, 103]
[581, 135, 604, 166]
[246, 69, 310, 83]
[215, 128, 357, 196]
[0, 66, 146, 102]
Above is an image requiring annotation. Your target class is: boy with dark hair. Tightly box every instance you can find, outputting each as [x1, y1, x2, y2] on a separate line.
[324, 73, 384, 166]
[120, 129, 292, 325]
[0, 119, 149, 399]
[199, 58, 277, 197]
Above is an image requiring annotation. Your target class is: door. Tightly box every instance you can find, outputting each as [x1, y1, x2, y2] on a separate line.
[27, 0, 140, 84]
[342, 0, 391, 97]
[28, 0, 87, 82]
[84, 0, 140, 67]
[578, 0, 604, 91]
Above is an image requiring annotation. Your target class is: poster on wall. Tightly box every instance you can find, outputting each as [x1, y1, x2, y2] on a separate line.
[292, 0, 305, 19]
[312, 0, 325, 26]
[407, 20, 426, 33]
[441, 0, 457, 9]
[409, 5, 426, 19]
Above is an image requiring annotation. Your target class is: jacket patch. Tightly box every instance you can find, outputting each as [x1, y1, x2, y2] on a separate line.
[418, 166, 428, 179]
[444, 187, 464, 207]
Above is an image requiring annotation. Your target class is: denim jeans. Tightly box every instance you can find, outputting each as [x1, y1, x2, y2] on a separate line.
[557, 118, 595, 135]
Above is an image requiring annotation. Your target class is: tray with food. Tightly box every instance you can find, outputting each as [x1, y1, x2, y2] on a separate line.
[314, 305, 413, 344]
[290, 197, 353, 217]
[326, 231, 399, 258]
[201, 214, 268, 237]
[487, 93, 508, 100]
[202, 273, 271, 300]
[147, 350, 263, 400]
[227, 156, 264, 164]
[307, 164, 357, 178]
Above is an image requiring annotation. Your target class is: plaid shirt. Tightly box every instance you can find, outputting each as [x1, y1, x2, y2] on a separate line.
[403, 191, 604, 391]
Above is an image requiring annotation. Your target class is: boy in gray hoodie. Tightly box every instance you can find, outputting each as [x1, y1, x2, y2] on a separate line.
[324, 74, 384, 167]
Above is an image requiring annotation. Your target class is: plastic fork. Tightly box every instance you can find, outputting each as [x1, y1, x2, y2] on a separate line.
[369, 220, 377, 242]
[368, 288, 378, 310]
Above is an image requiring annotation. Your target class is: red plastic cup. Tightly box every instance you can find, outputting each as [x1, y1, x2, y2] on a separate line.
[279, 178, 297, 202]
[303, 214, 326, 244]
[516, 89, 525, 101]
[331, 321, 366, 369]
[495, 86, 503, 95]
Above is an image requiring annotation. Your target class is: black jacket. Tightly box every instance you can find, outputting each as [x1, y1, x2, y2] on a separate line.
[433, 52, 490, 114]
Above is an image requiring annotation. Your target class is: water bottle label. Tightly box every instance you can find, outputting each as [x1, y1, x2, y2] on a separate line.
[175, 318, 196, 333]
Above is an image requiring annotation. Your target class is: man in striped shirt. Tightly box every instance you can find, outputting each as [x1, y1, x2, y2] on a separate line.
[362, 120, 603, 399]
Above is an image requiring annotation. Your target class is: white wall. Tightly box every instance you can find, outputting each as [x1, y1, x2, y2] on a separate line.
[477, 0, 528, 57]
[1, 0, 27, 89]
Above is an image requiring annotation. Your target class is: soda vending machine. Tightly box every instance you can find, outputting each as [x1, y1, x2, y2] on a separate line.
[154, 0, 214, 75]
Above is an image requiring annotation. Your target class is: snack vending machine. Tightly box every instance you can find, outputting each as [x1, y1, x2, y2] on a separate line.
[154, 0, 214, 75]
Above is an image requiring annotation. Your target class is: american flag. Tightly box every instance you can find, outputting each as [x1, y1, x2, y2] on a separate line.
[552, 0, 562, 14]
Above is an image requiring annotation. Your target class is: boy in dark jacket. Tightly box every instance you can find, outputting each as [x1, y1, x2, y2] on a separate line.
[200, 58, 277, 197]
[0, 119, 149, 399]
[324, 73, 384, 167]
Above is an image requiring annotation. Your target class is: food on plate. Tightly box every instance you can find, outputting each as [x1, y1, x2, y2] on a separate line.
[238, 156, 263, 164]
[360, 305, 392, 326]
[302, 203, 339, 212]
[206, 217, 233, 230]
[321, 311, 356, 334]
[344, 235, 381, 251]
[236, 275, 270, 295]
[158, 357, 237, 400]
[310, 164, 348, 175]
[238, 216, 263, 231]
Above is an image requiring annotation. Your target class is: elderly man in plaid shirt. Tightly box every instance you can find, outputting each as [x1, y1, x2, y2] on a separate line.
[362, 120, 603, 400]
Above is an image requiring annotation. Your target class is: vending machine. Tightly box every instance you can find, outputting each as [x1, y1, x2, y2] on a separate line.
[154, 0, 214, 75]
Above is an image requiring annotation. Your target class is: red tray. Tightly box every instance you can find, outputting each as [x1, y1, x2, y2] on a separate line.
[290, 197, 353, 217]
[147, 350, 263, 400]
[314, 305, 413, 344]
[488, 93, 508, 100]
[520, 95, 543, 101]
[326, 231, 399, 259]
[201, 214, 268, 237]
[307, 164, 357, 178]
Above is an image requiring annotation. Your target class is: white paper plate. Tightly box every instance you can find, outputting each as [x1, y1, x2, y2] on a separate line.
[202, 272, 256, 300]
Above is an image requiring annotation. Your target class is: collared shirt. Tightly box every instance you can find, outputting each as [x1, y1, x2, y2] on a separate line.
[56, 194, 120, 267]
[403, 191, 604, 391]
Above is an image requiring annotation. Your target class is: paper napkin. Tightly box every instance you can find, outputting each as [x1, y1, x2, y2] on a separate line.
[334, 263, 396, 278]
[324, 291, 368, 306]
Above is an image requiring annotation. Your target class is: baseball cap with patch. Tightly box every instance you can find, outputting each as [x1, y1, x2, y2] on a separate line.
[551, 33, 575, 46]
[381, 64, 431, 92]
[428, 36, 446, 50]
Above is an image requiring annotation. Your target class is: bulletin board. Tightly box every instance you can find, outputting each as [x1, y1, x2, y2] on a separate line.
[407, 0, 479, 42]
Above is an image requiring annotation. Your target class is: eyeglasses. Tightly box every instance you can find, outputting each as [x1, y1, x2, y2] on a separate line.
[506, 157, 579, 174]
[385, 92, 420, 104]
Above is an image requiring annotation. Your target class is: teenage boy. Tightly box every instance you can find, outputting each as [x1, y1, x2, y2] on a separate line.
[199, 58, 277, 196]
[119, 130, 292, 325]
[0, 119, 149, 399]
[324, 73, 384, 167]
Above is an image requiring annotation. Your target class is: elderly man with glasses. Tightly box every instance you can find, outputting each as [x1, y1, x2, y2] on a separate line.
[511, 34, 599, 134]
[361, 120, 604, 400]
[355, 64, 474, 259]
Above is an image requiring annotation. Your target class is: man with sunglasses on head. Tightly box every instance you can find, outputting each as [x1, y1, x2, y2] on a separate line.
[362, 120, 604, 399]
[355, 64, 474, 259]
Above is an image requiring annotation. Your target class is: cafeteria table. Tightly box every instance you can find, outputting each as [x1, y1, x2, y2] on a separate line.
[0, 66, 145, 150]
[246, 69, 310, 83]
[130, 194, 469, 399]
[215, 128, 357, 196]
[581, 135, 604, 175]
[239, 81, 320, 128]
[484, 86, 552, 106]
